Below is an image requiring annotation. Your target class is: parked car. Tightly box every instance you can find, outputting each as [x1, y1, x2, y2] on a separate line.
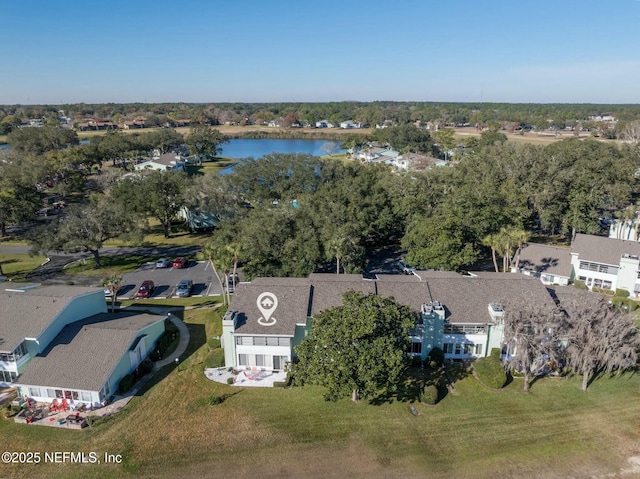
[396, 260, 416, 275]
[176, 279, 193, 297]
[156, 258, 171, 268]
[172, 257, 188, 269]
[135, 280, 155, 298]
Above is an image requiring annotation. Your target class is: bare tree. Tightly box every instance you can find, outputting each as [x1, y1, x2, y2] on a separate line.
[503, 299, 561, 392]
[561, 295, 639, 391]
[619, 120, 640, 143]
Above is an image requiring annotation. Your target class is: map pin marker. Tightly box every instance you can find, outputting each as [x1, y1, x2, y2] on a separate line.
[257, 292, 278, 326]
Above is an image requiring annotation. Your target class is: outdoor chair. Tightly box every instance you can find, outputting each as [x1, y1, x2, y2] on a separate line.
[49, 399, 59, 412]
[60, 398, 69, 411]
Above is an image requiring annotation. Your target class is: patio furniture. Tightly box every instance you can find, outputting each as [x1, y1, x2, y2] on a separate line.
[60, 398, 69, 412]
[49, 399, 59, 412]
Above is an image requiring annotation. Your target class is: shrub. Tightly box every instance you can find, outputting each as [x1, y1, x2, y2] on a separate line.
[427, 347, 445, 368]
[592, 287, 615, 296]
[573, 280, 587, 290]
[226, 377, 235, 385]
[409, 356, 422, 368]
[208, 394, 227, 405]
[118, 373, 135, 393]
[420, 384, 438, 405]
[612, 297, 639, 311]
[473, 355, 506, 389]
[615, 288, 630, 298]
[273, 381, 287, 388]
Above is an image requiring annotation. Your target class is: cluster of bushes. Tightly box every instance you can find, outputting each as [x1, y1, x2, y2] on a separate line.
[118, 360, 154, 394]
[473, 348, 506, 389]
[419, 384, 439, 405]
[613, 297, 639, 311]
[149, 324, 179, 361]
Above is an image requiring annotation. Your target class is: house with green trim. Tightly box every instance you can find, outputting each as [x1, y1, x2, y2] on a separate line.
[221, 272, 556, 371]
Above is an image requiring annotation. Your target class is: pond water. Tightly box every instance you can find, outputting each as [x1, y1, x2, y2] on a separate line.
[218, 138, 346, 175]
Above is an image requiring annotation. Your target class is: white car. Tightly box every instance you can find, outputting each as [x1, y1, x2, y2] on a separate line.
[156, 258, 171, 268]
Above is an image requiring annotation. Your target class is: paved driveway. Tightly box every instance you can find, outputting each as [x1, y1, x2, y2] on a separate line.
[115, 260, 235, 299]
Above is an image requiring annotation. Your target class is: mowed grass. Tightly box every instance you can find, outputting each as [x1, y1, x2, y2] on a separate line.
[63, 255, 154, 276]
[1, 305, 639, 479]
[0, 253, 46, 281]
[102, 218, 211, 249]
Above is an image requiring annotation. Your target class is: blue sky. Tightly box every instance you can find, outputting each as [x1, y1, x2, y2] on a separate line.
[2, 0, 640, 104]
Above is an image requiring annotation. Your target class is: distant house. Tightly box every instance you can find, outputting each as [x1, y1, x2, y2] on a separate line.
[315, 120, 334, 128]
[76, 118, 117, 131]
[339, 120, 361, 129]
[513, 243, 573, 286]
[268, 120, 280, 127]
[123, 116, 146, 129]
[134, 152, 186, 172]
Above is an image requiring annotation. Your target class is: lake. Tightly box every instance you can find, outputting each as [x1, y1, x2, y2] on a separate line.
[217, 138, 346, 175]
[221, 138, 345, 159]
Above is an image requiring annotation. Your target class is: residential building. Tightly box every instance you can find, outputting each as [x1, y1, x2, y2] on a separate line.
[513, 243, 573, 286]
[571, 233, 640, 295]
[221, 273, 556, 370]
[0, 284, 107, 386]
[1, 283, 166, 407]
[14, 312, 165, 407]
[339, 120, 361, 129]
[134, 152, 186, 172]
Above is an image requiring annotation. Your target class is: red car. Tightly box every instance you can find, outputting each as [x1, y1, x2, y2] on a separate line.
[172, 257, 188, 269]
[135, 280, 155, 298]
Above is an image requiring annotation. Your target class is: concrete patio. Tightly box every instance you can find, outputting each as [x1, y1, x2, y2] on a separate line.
[204, 368, 286, 387]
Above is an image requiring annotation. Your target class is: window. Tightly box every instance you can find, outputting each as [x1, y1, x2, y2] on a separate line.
[55, 389, 63, 399]
[443, 343, 453, 354]
[29, 387, 41, 397]
[475, 344, 483, 355]
[443, 324, 487, 334]
[81, 391, 92, 402]
[46, 389, 56, 398]
[410, 342, 422, 354]
[578, 276, 587, 281]
[593, 278, 603, 288]
[463, 343, 474, 355]
[256, 355, 265, 367]
[579, 261, 617, 275]
[603, 280, 612, 289]
[454, 343, 462, 355]
[253, 337, 267, 346]
[238, 354, 248, 366]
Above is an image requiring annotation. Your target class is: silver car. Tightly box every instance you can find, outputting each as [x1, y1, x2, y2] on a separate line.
[156, 258, 171, 268]
[176, 279, 193, 297]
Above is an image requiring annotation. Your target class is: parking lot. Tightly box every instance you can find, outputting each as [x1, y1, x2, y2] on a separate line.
[112, 259, 238, 300]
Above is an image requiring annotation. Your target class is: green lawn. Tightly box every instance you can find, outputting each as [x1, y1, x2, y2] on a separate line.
[1, 305, 638, 479]
[0, 253, 46, 281]
[63, 255, 155, 276]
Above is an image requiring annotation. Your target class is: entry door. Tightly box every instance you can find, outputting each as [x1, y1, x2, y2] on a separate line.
[273, 355, 281, 371]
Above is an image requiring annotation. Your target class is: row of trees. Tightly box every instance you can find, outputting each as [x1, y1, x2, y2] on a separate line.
[503, 294, 639, 392]
[4, 101, 640, 136]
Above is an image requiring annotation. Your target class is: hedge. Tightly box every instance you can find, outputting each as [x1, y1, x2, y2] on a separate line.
[420, 384, 438, 405]
[473, 352, 506, 389]
[427, 347, 445, 369]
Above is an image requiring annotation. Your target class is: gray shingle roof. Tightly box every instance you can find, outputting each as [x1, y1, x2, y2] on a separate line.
[572, 233, 640, 266]
[14, 312, 165, 392]
[231, 284, 312, 336]
[231, 274, 555, 330]
[516, 243, 573, 278]
[0, 286, 103, 353]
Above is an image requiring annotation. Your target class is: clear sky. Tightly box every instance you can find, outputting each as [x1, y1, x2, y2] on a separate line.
[2, 0, 640, 104]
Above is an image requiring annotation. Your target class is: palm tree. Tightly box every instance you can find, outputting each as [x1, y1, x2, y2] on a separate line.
[204, 240, 226, 305]
[101, 274, 123, 313]
[482, 233, 500, 273]
[509, 228, 529, 271]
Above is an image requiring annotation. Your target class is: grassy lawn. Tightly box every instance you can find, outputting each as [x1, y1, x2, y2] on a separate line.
[0, 253, 46, 281]
[101, 218, 211, 249]
[118, 296, 222, 309]
[63, 255, 154, 276]
[2, 300, 639, 478]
